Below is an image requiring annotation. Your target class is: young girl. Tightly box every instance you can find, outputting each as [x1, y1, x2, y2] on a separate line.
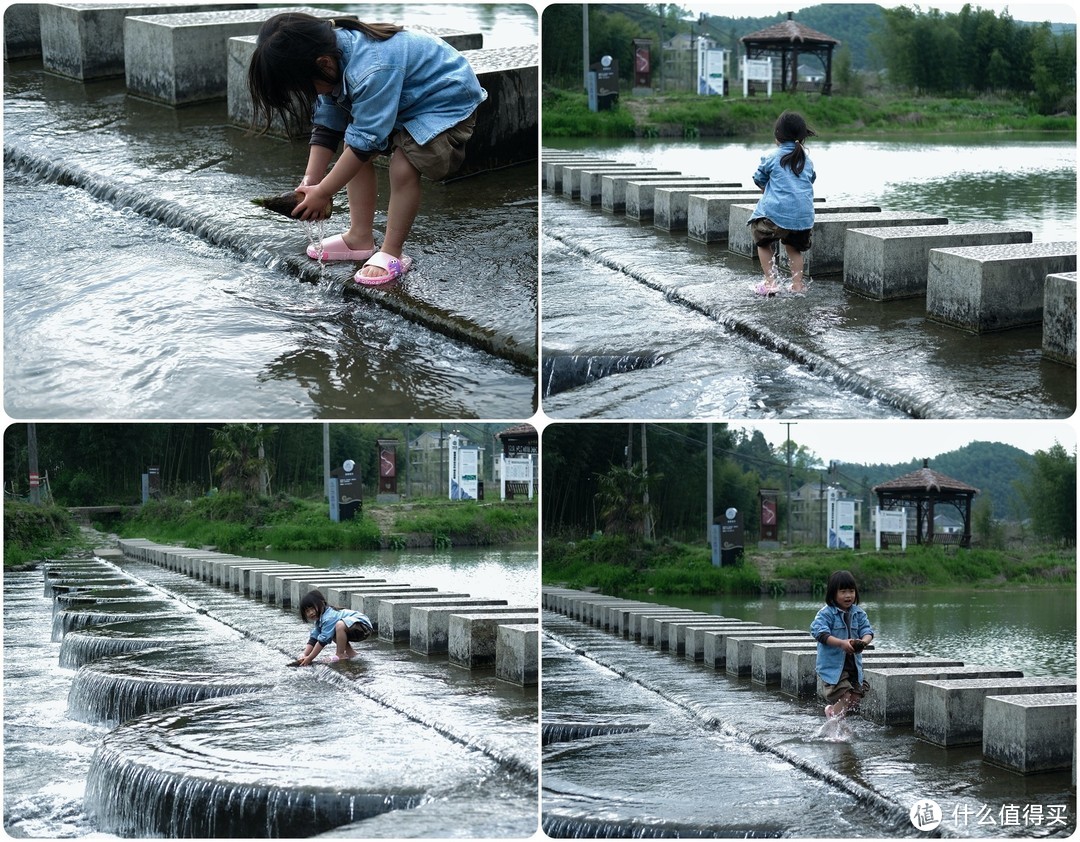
[295, 589, 374, 665]
[248, 13, 487, 285]
[810, 570, 874, 718]
[749, 111, 817, 296]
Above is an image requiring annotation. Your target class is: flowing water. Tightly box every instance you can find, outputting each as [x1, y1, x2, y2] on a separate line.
[542, 588, 1076, 838]
[542, 135, 1076, 420]
[3, 5, 538, 419]
[4, 544, 539, 838]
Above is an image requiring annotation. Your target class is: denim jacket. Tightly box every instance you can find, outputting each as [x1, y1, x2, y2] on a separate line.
[308, 606, 373, 646]
[749, 141, 816, 231]
[311, 27, 487, 155]
[810, 603, 874, 685]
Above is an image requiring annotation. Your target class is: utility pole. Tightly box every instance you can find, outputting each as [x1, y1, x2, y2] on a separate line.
[582, 4, 590, 92]
[783, 422, 797, 546]
[706, 423, 714, 546]
[323, 423, 330, 501]
[641, 423, 652, 541]
[27, 423, 40, 506]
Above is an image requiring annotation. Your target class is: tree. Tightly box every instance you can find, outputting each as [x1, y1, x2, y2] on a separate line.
[594, 463, 657, 538]
[1015, 443, 1076, 545]
[210, 424, 277, 496]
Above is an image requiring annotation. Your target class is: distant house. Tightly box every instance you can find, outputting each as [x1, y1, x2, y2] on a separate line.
[791, 481, 861, 545]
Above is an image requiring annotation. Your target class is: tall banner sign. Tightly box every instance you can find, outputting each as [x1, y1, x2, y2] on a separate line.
[377, 440, 397, 494]
[827, 488, 856, 549]
[632, 39, 652, 89]
[449, 437, 479, 501]
[697, 42, 726, 95]
[759, 489, 779, 542]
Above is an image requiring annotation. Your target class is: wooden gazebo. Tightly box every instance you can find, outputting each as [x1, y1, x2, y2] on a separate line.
[740, 13, 840, 95]
[873, 460, 979, 548]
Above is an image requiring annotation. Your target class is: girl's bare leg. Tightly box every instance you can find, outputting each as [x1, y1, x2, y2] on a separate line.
[359, 151, 421, 279]
[334, 621, 359, 659]
[785, 244, 806, 291]
[757, 245, 779, 288]
[341, 161, 378, 252]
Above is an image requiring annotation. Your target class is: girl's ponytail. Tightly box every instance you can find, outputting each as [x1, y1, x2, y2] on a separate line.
[774, 111, 816, 177]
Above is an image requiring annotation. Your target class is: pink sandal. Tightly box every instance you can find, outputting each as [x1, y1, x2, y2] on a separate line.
[354, 252, 414, 286]
[307, 234, 377, 262]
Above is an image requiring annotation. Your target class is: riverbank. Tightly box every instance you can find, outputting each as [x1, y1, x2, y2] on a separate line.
[542, 88, 1076, 139]
[4, 495, 538, 567]
[542, 536, 1076, 596]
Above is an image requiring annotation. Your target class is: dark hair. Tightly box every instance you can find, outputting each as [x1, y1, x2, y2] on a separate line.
[774, 110, 816, 177]
[298, 589, 328, 622]
[824, 570, 859, 607]
[248, 13, 403, 139]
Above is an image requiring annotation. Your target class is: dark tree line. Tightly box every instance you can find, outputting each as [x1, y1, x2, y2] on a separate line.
[543, 3, 1075, 114]
[544, 425, 1075, 546]
[3, 423, 510, 506]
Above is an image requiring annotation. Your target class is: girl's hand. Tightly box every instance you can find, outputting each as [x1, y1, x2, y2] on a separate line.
[838, 638, 856, 653]
[292, 184, 331, 221]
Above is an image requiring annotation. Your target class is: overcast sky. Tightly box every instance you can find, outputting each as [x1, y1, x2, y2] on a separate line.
[688, 2, 1075, 24]
[733, 420, 1076, 466]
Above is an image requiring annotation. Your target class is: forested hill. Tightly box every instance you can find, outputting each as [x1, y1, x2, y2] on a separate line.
[834, 441, 1035, 519]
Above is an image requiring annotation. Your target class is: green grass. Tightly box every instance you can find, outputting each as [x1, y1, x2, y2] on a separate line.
[4, 501, 84, 567]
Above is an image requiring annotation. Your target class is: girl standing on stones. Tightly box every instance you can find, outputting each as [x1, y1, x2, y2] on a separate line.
[248, 12, 487, 285]
[749, 110, 817, 296]
[294, 589, 374, 665]
[810, 570, 874, 718]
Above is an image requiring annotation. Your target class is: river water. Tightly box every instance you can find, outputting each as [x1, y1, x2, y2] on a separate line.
[4, 545, 539, 838]
[541, 135, 1076, 420]
[542, 588, 1076, 838]
[3, 4, 538, 419]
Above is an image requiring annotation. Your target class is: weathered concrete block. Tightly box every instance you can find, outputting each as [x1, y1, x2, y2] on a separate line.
[288, 577, 404, 608]
[255, 567, 322, 600]
[652, 185, 744, 232]
[685, 622, 764, 661]
[544, 159, 613, 192]
[234, 564, 298, 593]
[601, 173, 702, 213]
[125, 7, 336, 106]
[983, 692, 1077, 774]
[379, 596, 518, 642]
[926, 241, 1077, 333]
[725, 631, 808, 676]
[448, 612, 538, 668]
[4, 4, 43, 59]
[728, 205, 949, 275]
[701, 626, 783, 669]
[915, 677, 1077, 747]
[862, 666, 1023, 726]
[40, 3, 233, 80]
[626, 179, 728, 221]
[1042, 272, 1077, 366]
[844, 224, 1033, 301]
[323, 583, 412, 606]
[579, 168, 660, 206]
[495, 624, 538, 685]
[780, 650, 946, 698]
[409, 601, 524, 653]
[751, 641, 818, 686]
[359, 592, 467, 631]
[628, 609, 697, 642]
[688, 193, 778, 243]
[650, 613, 713, 649]
[664, 618, 742, 656]
[561, 164, 641, 199]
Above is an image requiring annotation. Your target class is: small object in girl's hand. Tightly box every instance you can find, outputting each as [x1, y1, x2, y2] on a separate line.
[286, 658, 304, 667]
[252, 191, 333, 220]
[850, 639, 866, 653]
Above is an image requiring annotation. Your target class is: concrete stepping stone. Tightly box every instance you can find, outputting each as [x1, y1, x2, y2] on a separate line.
[1042, 271, 1077, 365]
[982, 691, 1077, 774]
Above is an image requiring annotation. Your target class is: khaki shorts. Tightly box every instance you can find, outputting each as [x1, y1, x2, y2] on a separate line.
[823, 669, 868, 704]
[750, 217, 812, 252]
[392, 110, 478, 181]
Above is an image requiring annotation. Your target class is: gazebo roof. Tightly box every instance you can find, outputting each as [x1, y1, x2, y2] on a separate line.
[496, 424, 536, 440]
[873, 465, 979, 496]
[740, 18, 840, 47]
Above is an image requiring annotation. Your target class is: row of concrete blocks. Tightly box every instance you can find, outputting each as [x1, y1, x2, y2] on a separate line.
[543, 150, 1077, 355]
[543, 587, 1077, 775]
[8, 4, 538, 174]
[116, 539, 537, 685]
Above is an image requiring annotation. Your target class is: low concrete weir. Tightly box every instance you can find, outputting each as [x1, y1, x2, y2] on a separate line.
[542, 352, 665, 398]
[18, 550, 537, 837]
[68, 645, 277, 725]
[544, 587, 1078, 784]
[542, 720, 650, 746]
